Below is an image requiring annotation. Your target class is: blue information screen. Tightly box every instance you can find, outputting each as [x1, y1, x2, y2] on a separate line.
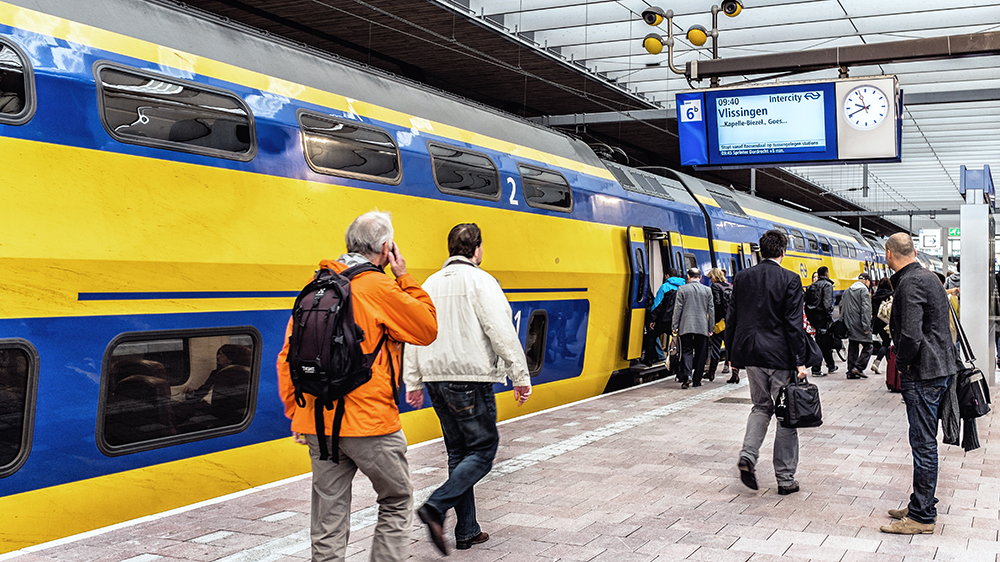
[678, 82, 838, 167]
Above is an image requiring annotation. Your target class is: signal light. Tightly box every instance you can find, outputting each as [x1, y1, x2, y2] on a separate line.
[686, 25, 709, 46]
[642, 6, 665, 26]
[643, 33, 664, 55]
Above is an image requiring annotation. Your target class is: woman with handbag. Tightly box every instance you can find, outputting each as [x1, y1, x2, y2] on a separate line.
[870, 277, 893, 374]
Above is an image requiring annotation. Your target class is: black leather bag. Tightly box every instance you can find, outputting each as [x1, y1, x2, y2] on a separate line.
[950, 304, 991, 419]
[775, 376, 823, 428]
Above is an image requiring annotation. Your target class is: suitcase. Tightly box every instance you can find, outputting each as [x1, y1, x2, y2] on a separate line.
[885, 345, 902, 392]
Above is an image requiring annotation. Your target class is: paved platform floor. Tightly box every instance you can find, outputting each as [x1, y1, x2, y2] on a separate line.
[5, 358, 1000, 562]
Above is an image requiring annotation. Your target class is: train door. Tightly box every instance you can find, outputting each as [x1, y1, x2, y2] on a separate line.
[738, 242, 758, 270]
[666, 232, 685, 275]
[622, 226, 649, 360]
[646, 229, 668, 296]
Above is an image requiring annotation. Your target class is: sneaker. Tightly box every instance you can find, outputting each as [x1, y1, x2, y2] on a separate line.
[777, 481, 800, 495]
[888, 507, 908, 519]
[880, 517, 934, 535]
[456, 532, 489, 550]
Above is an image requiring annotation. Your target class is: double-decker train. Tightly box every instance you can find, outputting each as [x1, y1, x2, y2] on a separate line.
[0, 0, 936, 552]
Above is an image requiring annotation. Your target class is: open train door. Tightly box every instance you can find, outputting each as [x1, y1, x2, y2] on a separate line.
[738, 242, 759, 271]
[622, 226, 649, 360]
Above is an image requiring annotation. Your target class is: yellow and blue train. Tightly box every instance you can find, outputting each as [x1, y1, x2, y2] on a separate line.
[0, 0, 926, 552]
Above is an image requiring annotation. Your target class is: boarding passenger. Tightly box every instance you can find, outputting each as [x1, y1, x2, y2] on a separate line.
[645, 270, 685, 368]
[728, 230, 809, 495]
[805, 266, 837, 376]
[842, 273, 873, 379]
[672, 268, 714, 389]
[869, 277, 894, 375]
[276, 210, 438, 562]
[705, 268, 732, 383]
[880, 233, 956, 535]
[403, 223, 531, 555]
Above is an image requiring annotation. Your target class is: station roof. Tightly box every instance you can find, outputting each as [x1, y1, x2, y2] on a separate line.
[175, 0, 1000, 237]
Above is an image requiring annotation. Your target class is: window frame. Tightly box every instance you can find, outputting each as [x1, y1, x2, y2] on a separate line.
[818, 236, 831, 254]
[805, 232, 820, 253]
[297, 109, 402, 185]
[830, 239, 841, 256]
[789, 229, 806, 251]
[684, 253, 698, 271]
[96, 326, 261, 457]
[0, 339, 39, 478]
[0, 38, 35, 126]
[524, 310, 548, 377]
[94, 61, 257, 162]
[427, 141, 501, 202]
[516, 162, 574, 212]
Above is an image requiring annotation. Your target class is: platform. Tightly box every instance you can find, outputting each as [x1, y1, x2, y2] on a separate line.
[4, 357, 999, 562]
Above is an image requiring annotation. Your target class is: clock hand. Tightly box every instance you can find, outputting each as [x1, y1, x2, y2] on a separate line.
[848, 105, 870, 118]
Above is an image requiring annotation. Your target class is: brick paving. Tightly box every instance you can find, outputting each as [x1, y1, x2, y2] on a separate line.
[5, 357, 999, 562]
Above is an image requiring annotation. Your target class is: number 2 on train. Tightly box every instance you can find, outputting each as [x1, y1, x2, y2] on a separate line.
[507, 177, 519, 206]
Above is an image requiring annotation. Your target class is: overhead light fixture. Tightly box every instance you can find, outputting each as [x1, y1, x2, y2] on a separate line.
[642, 6, 666, 26]
[779, 198, 812, 212]
[721, 0, 744, 17]
[686, 25, 709, 46]
[643, 33, 664, 55]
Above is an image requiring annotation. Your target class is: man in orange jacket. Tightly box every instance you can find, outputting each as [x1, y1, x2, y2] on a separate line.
[277, 210, 437, 562]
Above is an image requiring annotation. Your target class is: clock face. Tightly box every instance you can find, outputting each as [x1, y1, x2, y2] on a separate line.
[843, 85, 889, 130]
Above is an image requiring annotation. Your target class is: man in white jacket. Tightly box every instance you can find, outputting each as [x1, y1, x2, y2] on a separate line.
[403, 223, 531, 555]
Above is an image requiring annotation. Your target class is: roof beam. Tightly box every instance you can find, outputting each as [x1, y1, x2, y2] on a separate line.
[687, 31, 1000, 81]
[814, 210, 960, 217]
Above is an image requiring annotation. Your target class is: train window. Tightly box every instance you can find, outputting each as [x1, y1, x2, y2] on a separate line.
[428, 143, 500, 201]
[805, 233, 820, 252]
[730, 257, 738, 275]
[848, 244, 857, 258]
[299, 112, 401, 184]
[789, 230, 806, 251]
[96, 64, 255, 161]
[97, 328, 261, 456]
[772, 225, 788, 234]
[524, 311, 547, 377]
[634, 248, 646, 304]
[675, 252, 683, 272]
[0, 340, 38, 478]
[684, 253, 698, 271]
[626, 172, 675, 201]
[818, 236, 831, 254]
[830, 239, 841, 256]
[708, 190, 747, 217]
[607, 165, 635, 188]
[517, 164, 572, 212]
[0, 40, 34, 125]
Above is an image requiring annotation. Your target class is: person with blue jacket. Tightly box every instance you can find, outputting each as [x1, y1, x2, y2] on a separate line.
[642, 270, 685, 366]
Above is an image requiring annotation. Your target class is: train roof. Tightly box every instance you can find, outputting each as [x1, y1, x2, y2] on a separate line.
[9, 0, 607, 174]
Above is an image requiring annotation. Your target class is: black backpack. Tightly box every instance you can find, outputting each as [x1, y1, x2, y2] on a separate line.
[287, 264, 390, 462]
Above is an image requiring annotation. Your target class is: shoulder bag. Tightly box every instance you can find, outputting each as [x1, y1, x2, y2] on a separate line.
[949, 303, 991, 419]
[775, 376, 823, 429]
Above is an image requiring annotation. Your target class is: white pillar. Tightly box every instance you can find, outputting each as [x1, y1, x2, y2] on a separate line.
[960, 188, 997, 384]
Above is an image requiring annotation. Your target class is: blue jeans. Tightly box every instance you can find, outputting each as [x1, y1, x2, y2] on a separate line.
[424, 381, 499, 541]
[900, 375, 952, 524]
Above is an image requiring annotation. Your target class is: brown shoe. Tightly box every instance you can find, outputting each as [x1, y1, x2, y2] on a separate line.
[417, 504, 449, 555]
[888, 507, 908, 519]
[456, 531, 489, 550]
[880, 517, 934, 534]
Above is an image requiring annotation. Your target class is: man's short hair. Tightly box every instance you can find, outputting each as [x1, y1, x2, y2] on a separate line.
[345, 210, 394, 256]
[816, 266, 829, 278]
[885, 232, 915, 256]
[759, 229, 787, 260]
[686, 267, 701, 280]
[447, 223, 482, 259]
[666, 268, 680, 278]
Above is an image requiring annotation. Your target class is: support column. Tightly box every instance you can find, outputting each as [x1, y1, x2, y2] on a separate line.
[959, 166, 996, 384]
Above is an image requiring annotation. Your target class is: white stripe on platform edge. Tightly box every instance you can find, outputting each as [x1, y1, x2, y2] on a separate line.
[0, 377, 748, 561]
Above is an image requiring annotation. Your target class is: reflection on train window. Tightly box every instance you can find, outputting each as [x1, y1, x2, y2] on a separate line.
[96, 64, 255, 161]
[0, 341, 37, 478]
[819, 236, 831, 254]
[634, 248, 646, 304]
[299, 112, 401, 184]
[0, 40, 33, 125]
[789, 230, 806, 251]
[524, 311, 547, 377]
[98, 328, 260, 456]
[805, 233, 820, 252]
[772, 224, 787, 234]
[684, 253, 698, 272]
[517, 164, 573, 211]
[830, 239, 841, 256]
[428, 143, 500, 200]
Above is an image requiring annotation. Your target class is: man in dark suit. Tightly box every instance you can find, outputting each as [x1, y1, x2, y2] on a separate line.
[727, 229, 810, 495]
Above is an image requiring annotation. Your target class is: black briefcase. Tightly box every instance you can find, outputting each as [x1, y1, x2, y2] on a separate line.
[775, 376, 823, 428]
[950, 303, 991, 419]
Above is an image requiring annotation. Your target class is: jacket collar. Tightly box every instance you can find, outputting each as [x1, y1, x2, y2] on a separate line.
[890, 261, 921, 288]
[443, 255, 478, 268]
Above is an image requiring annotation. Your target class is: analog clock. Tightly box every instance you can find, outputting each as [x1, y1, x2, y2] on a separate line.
[843, 85, 889, 130]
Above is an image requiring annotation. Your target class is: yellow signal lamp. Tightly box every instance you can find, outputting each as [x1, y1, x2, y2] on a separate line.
[686, 25, 709, 46]
[642, 6, 666, 26]
[642, 33, 665, 55]
[722, 0, 744, 17]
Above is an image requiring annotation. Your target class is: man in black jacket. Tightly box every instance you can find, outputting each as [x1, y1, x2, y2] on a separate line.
[727, 230, 810, 495]
[805, 266, 837, 376]
[881, 233, 957, 535]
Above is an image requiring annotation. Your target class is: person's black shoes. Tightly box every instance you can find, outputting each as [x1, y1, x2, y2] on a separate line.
[738, 457, 758, 490]
[417, 504, 449, 556]
[777, 481, 800, 495]
[812, 371, 827, 377]
[681, 381, 690, 389]
[456, 532, 489, 550]
[828, 365, 839, 374]
[726, 374, 740, 384]
[848, 368, 868, 379]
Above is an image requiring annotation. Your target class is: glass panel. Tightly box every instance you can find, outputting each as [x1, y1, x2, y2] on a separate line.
[634, 248, 646, 304]
[518, 164, 572, 211]
[300, 113, 400, 183]
[819, 236, 831, 253]
[849, 245, 857, 258]
[524, 311, 547, 377]
[773, 224, 788, 233]
[607, 165, 635, 188]
[830, 239, 841, 255]
[429, 143, 500, 200]
[0, 42, 31, 123]
[684, 253, 698, 271]
[708, 191, 746, 216]
[790, 230, 806, 251]
[805, 233, 820, 252]
[101, 330, 258, 453]
[98, 66, 254, 159]
[0, 347, 31, 475]
[730, 257, 738, 275]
